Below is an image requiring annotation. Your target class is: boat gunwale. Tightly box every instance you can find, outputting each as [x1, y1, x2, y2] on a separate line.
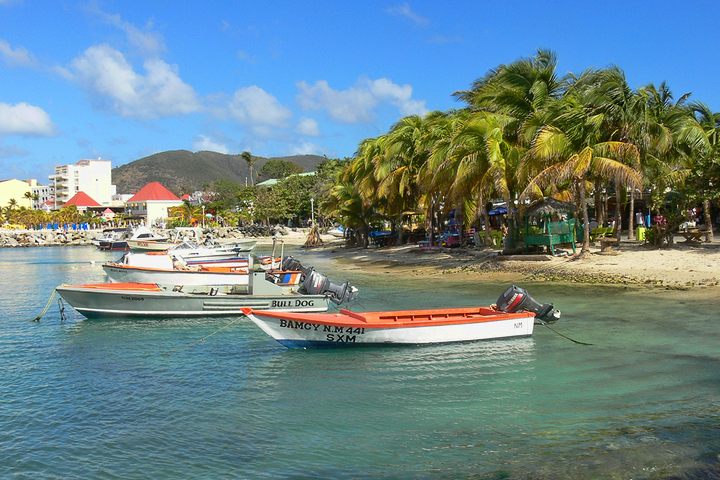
[245, 307, 535, 329]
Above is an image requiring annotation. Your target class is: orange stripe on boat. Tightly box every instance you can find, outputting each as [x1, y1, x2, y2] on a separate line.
[73, 282, 162, 291]
[250, 307, 534, 329]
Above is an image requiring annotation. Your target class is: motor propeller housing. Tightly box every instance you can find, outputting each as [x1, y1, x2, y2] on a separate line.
[281, 256, 358, 305]
[496, 285, 561, 322]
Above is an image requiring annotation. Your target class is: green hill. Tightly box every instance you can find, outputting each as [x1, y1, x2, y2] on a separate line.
[111, 150, 326, 194]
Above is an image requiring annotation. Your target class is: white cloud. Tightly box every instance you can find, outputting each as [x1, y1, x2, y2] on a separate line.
[228, 86, 292, 132]
[0, 102, 54, 136]
[297, 117, 319, 136]
[297, 77, 428, 123]
[193, 135, 229, 154]
[0, 39, 35, 66]
[68, 44, 200, 119]
[288, 141, 321, 156]
[90, 7, 165, 56]
[386, 3, 429, 26]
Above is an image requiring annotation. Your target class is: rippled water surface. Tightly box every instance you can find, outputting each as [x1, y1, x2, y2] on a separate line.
[1, 246, 719, 479]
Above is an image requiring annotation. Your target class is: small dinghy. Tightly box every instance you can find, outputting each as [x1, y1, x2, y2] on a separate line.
[243, 286, 560, 348]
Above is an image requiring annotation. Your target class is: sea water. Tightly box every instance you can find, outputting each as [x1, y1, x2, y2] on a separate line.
[1, 246, 718, 479]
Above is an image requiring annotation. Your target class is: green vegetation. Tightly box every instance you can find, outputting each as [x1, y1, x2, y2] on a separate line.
[259, 159, 304, 179]
[163, 159, 345, 229]
[322, 50, 719, 251]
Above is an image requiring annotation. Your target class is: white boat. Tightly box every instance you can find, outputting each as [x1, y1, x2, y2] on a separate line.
[124, 226, 170, 250]
[57, 272, 327, 318]
[102, 252, 253, 286]
[57, 268, 359, 318]
[170, 240, 257, 263]
[92, 227, 128, 247]
[126, 226, 256, 253]
[243, 286, 560, 348]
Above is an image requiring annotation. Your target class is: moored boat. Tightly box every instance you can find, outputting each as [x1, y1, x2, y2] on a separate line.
[58, 260, 359, 319]
[243, 286, 560, 348]
[58, 272, 323, 318]
[103, 251, 252, 286]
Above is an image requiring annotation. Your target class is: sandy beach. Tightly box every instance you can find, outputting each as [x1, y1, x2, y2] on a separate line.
[262, 230, 720, 290]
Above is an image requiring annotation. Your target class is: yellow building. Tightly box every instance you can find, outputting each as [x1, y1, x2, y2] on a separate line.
[0, 179, 32, 209]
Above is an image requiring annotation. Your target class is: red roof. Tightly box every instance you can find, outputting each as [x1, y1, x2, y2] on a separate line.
[64, 191, 101, 207]
[181, 193, 190, 200]
[127, 182, 181, 202]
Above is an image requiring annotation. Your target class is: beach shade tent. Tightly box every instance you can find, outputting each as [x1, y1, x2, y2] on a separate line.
[522, 197, 577, 256]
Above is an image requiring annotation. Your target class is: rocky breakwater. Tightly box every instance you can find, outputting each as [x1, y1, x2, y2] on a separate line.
[0, 230, 95, 247]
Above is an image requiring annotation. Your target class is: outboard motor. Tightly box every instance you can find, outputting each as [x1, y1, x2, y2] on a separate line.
[496, 285, 561, 323]
[301, 270, 359, 305]
[281, 256, 359, 305]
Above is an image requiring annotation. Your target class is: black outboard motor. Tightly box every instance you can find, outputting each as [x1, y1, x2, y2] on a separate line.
[301, 270, 359, 305]
[281, 256, 359, 305]
[496, 285, 561, 323]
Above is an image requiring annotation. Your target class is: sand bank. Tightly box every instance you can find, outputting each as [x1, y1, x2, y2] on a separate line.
[271, 232, 720, 290]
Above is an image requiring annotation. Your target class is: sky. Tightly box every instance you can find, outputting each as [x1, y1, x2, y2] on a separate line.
[1, 0, 719, 187]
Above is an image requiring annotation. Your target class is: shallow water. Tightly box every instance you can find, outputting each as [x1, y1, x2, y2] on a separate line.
[1, 246, 718, 479]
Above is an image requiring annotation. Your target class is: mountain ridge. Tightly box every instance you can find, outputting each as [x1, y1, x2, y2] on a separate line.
[111, 150, 326, 194]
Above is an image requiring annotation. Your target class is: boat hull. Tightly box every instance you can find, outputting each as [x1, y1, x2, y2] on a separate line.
[56, 285, 329, 318]
[103, 264, 249, 286]
[126, 239, 173, 251]
[245, 309, 535, 348]
[98, 240, 129, 251]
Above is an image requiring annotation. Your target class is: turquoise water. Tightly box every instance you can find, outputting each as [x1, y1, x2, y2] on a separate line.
[1, 246, 719, 479]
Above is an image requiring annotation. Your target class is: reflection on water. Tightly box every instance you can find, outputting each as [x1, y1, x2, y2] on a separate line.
[0, 246, 719, 479]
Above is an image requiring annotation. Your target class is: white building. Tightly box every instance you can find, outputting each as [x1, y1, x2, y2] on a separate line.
[31, 182, 54, 209]
[126, 182, 183, 227]
[48, 158, 116, 208]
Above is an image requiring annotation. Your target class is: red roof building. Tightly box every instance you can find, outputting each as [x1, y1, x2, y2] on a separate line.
[126, 182, 182, 227]
[127, 182, 181, 202]
[64, 191, 101, 208]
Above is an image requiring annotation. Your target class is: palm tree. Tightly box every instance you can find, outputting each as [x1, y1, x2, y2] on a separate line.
[241, 151, 256, 186]
[688, 102, 719, 241]
[521, 83, 643, 255]
[24, 191, 34, 208]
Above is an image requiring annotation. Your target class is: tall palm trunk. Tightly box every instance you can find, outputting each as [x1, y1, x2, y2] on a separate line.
[482, 209, 492, 246]
[594, 179, 604, 226]
[614, 180, 622, 241]
[395, 215, 404, 245]
[578, 180, 591, 254]
[628, 190, 635, 240]
[703, 198, 714, 242]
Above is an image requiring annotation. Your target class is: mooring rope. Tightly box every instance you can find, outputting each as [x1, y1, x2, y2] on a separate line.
[536, 319, 594, 346]
[31, 289, 58, 322]
[161, 317, 244, 357]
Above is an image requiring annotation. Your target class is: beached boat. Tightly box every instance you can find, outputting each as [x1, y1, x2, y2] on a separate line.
[59, 260, 359, 319]
[243, 286, 560, 348]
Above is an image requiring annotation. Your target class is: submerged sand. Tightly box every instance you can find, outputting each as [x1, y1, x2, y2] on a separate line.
[253, 230, 720, 291]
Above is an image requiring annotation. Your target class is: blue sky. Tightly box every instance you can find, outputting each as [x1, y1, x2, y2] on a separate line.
[1, 1, 719, 188]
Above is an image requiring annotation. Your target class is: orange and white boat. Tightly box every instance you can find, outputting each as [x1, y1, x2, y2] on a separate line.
[103, 252, 251, 286]
[243, 286, 560, 348]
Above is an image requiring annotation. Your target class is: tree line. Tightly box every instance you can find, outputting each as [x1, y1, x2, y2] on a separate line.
[321, 50, 720, 252]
